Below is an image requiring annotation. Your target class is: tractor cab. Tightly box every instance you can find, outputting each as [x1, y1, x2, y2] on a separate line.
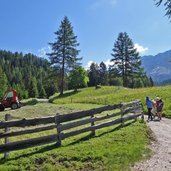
[0, 89, 21, 111]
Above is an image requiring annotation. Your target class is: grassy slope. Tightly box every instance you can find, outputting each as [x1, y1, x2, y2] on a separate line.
[51, 86, 171, 117]
[0, 86, 159, 171]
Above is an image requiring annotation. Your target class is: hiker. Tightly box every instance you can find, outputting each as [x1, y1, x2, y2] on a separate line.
[156, 97, 164, 120]
[151, 99, 157, 119]
[146, 96, 154, 121]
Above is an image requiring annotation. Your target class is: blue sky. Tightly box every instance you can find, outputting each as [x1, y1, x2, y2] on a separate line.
[0, 0, 171, 68]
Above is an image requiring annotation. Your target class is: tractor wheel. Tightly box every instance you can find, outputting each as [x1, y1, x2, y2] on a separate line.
[0, 104, 5, 111]
[11, 103, 18, 110]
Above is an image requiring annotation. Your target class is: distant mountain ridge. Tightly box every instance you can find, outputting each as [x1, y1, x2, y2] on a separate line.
[141, 49, 171, 84]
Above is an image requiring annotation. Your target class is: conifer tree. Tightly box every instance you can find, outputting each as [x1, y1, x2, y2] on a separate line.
[0, 66, 8, 97]
[88, 62, 100, 87]
[155, 0, 171, 19]
[99, 62, 108, 85]
[48, 16, 81, 95]
[28, 77, 39, 98]
[37, 80, 47, 98]
[110, 32, 143, 87]
[149, 76, 154, 86]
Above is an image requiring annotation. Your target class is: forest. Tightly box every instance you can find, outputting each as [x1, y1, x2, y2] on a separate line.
[0, 50, 57, 98]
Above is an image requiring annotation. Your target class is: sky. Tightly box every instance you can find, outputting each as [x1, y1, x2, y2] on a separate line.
[0, 0, 171, 68]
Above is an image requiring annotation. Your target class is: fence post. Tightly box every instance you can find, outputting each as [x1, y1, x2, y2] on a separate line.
[139, 101, 144, 121]
[4, 114, 11, 159]
[55, 114, 62, 146]
[91, 114, 95, 136]
[134, 101, 138, 121]
[120, 104, 124, 126]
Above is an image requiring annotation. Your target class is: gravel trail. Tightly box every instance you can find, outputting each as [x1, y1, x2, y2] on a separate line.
[132, 117, 171, 171]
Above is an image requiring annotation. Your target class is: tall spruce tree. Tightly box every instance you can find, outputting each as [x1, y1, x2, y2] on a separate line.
[47, 16, 81, 95]
[99, 62, 108, 85]
[28, 77, 39, 98]
[110, 32, 143, 87]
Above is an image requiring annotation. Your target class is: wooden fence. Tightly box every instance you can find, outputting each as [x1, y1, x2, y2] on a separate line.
[0, 100, 143, 158]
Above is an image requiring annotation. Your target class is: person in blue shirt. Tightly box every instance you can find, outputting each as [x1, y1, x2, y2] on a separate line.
[146, 96, 154, 121]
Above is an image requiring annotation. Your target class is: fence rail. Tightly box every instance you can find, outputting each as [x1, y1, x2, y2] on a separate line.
[0, 100, 143, 157]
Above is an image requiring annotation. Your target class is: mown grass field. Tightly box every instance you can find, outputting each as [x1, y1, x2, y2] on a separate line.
[0, 85, 164, 171]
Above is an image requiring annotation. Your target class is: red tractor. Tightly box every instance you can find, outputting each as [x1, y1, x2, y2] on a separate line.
[0, 89, 21, 111]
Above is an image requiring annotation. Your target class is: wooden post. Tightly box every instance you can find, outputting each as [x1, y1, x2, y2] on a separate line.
[4, 114, 11, 159]
[140, 101, 144, 121]
[134, 102, 138, 121]
[120, 104, 124, 126]
[55, 114, 62, 146]
[91, 114, 95, 136]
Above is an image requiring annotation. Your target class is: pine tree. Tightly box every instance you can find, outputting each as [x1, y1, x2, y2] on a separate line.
[155, 0, 171, 19]
[0, 66, 8, 97]
[149, 76, 154, 86]
[28, 77, 39, 98]
[43, 66, 59, 97]
[88, 62, 100, 87]
[99, 62, 108, 85]
[37, 80, 47, 98]
[110, 32, 143, 87]
[47, 16, 81, 95]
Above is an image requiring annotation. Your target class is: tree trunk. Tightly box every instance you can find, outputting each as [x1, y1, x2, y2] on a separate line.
[60, 48, 65, 95]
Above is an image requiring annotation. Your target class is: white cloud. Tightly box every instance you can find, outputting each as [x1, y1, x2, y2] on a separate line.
[37, 46, 51, 58]
[104, 59, 114, 68]
[85, 59, 114, 70]
[134, 43, 149, 54]
[84, 60, 94, 70]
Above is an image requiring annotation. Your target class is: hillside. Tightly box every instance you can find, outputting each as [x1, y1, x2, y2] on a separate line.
[141, 50, 171, 84]
[0, 50, 57, 98]
[50, 86, 171, 117]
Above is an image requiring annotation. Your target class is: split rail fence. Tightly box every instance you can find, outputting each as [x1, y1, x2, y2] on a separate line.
[0, 100, 143, 158]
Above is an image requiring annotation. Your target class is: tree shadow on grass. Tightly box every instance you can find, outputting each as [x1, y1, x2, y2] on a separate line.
[50, 90, 80, 102]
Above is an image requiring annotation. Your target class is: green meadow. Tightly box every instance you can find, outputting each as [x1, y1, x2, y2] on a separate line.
[50, 86, 171, 117]
[1, 85, 170, 171]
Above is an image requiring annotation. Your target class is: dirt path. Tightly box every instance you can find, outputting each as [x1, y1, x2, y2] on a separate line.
[36, 98, 49, 103]
[132, 117, 171, 171]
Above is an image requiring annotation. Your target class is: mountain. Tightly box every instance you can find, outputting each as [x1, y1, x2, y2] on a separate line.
[141, 49, 171, 84]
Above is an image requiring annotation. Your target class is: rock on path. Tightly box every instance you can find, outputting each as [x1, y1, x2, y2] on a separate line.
[132, 117, 171, 171]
